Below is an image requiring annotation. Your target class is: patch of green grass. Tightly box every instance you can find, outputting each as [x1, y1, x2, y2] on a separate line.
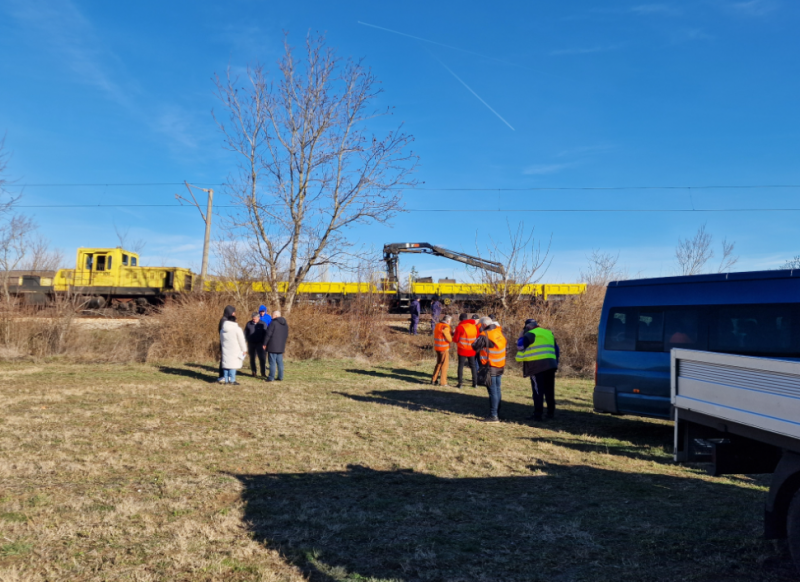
[0, 512, 27, 522]
[0, 541, 32, 557]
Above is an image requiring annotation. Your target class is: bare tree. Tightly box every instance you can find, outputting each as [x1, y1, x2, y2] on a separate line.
[581, 250, 626, 287]
[113, 223, 147, 254]
[0, 215, 36, 302]
[675, 224, 739, 276]
[717, 238, 738, 273]
[675, 224, 713, 276]
[781, 256, 800, 270]
[213, 32, 418, 314]
[20, 234, 64, 271]
[475, 222, 551, 310]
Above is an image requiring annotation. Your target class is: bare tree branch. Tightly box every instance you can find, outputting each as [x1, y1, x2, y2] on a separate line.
[675, 223, 714, 276]
[717, 238, 738, 273]
[212, 32, 418, 313]
[113, 222, 147, 254]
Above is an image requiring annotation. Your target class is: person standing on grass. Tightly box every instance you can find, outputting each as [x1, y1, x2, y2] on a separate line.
[431, 315, 453, 386]
[220, 309, 247, 385]
[264, 310, 289, 382]
[453, 313, 479, 388]
[245, 311, 268, 378]
[217, 305, 236, 383]
[472, 316, 507, 423]
[409, 297, 421, 335]
[430, 297, 442, 335]
[515, 319, 560, 421]
[259, 304, 272, 327]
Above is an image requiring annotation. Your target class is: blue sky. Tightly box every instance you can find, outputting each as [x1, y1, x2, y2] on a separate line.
[0, 0, 798, 282]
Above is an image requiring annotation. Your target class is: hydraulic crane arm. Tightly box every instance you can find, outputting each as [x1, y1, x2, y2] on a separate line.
[382, 243, 505, 287]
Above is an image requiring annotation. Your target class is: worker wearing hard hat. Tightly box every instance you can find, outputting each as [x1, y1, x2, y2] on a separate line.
[472, 317, 507, 422]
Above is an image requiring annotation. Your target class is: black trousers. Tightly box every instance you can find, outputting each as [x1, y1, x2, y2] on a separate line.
[531, 368, 557, 419]
[457, 355, 478, 386]
[249, 344, 267, 376]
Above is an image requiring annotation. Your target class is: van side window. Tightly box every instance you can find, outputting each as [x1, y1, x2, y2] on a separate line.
[122, 254, 128, 266]
[605, 307, 637, 351]
[711, 304, 796, 356]
[665, 309, 706, 351]
[637, 310, 664, 352]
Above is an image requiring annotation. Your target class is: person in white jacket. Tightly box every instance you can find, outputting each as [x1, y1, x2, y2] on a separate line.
[220, 311, 247, 385]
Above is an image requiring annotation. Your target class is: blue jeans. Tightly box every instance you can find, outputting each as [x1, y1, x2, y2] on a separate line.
[268, 353, 284, 380]
[487, 374, 502, 418]
[223, 368, 237, 383]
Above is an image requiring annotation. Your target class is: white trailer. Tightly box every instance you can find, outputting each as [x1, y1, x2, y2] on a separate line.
[672, 349, 800, 569]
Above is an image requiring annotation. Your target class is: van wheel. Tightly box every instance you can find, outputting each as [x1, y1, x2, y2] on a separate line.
[786, 489, 800, 572]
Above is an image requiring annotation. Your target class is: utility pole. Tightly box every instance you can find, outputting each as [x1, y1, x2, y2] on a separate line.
[176, 181, 214, 291]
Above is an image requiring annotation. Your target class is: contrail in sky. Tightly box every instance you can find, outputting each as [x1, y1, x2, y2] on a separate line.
[357, 21, 528, 69]
[427, 51, 515, 131]
[359, 21, 516, 131]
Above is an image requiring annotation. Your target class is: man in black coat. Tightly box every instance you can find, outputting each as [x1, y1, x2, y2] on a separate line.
[264, 310, 289, 382]
[245, 311, 268, 377]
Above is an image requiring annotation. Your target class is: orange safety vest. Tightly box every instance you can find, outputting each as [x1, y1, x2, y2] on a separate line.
[434, 323, 451, 352]
[455, 322, 478, 356]
[479, 327, 507, 368]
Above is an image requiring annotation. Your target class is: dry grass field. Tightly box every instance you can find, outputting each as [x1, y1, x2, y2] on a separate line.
[0, 358, 796, 581]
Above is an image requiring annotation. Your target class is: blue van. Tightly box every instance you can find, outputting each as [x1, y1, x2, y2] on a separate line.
[594, 269, 800, 419]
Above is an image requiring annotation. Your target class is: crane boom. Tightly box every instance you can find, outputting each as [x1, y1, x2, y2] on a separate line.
[382, 242, 505, 288]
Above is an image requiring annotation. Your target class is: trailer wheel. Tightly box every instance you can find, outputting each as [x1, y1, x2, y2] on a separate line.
[786, 489, 800, 572]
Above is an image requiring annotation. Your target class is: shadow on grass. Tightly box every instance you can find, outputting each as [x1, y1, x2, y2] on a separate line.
[234, 464, 794, 582]
[158, 366, 212, 382]
[345, 367, 432, 385]
[337, 388, 675, 451]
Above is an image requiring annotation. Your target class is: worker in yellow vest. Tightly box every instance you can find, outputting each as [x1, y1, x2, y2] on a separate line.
[431, 315, 453, 386]
[515, 319, 560, 421]
[472, 317, 507, 422]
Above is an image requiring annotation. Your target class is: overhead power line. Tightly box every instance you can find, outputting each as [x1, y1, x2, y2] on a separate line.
[12, 203, 800, 212]
[8, 182, 800, 191]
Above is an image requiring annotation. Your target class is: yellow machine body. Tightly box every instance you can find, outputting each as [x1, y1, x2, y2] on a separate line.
[53, 248, 194, 297]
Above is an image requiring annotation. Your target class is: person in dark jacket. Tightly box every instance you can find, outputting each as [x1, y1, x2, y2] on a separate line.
[430, 298, 442, 335]
[409, 297, 421, 335]
[515, 319, 560, 420]
[264, 310, 289, 382]
[217, 305, 236, 383]
[245, 311, 268, 377]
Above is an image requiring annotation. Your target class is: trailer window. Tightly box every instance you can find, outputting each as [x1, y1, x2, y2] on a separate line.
[711, 304, 796, 356]
[604, 307, 637, 351]
[122, 254, 129, 266]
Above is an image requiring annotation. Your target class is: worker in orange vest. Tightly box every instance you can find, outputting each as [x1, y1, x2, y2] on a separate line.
[472, 317, 507, 422]
[431, 315, 453, 386]
[453, 313, 479, 388]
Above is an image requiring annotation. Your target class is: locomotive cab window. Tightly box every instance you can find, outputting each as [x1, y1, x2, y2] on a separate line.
[131, 257, 137, 266]
[122, 254, 128, 266]
[85, 255, 93, 270]
[107, 257, 112, 270]
[96, 255, 107, 271]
